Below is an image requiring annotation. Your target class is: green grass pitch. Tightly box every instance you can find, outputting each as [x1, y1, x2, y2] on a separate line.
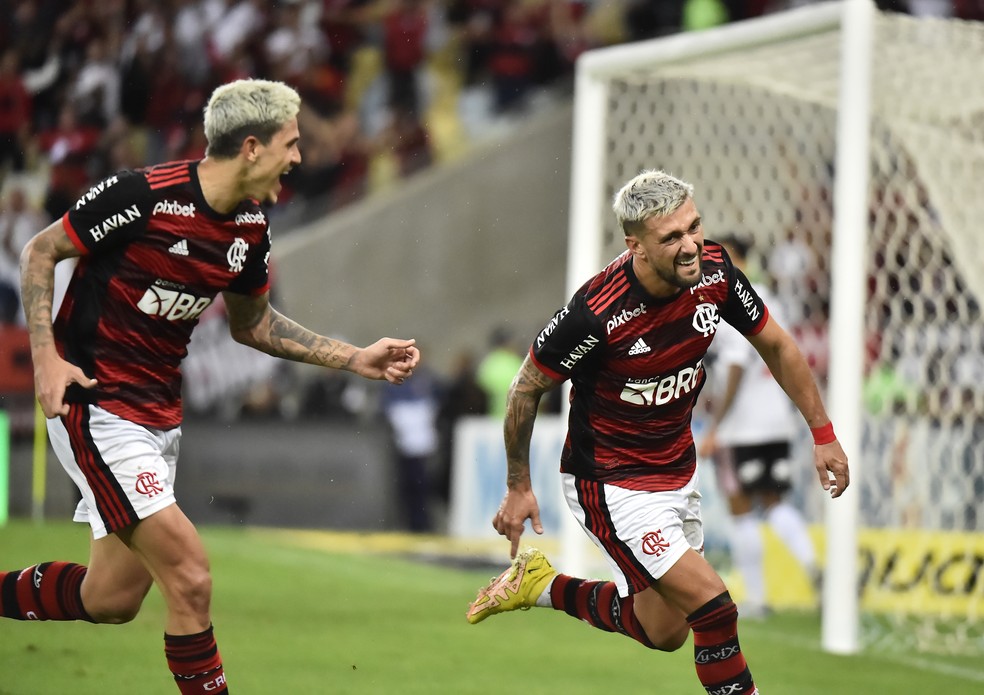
[1, 521, 982, 694]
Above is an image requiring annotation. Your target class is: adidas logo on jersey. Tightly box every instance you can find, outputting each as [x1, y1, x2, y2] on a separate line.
[627, 338, 651, 355]
[168, 239, 189, 256]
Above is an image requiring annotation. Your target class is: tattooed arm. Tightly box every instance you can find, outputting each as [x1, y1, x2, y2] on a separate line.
[493, 354, 561, 558]
[222, 291, 419, 384]
[20, 220, 96, 417]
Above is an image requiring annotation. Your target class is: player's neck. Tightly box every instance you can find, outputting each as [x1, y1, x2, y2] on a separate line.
[632, 256, 683, 299]
[197, 156, 249, 215]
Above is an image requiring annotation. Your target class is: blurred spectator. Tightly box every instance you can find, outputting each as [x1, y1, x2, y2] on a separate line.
[321, 0, 376, 76]
[210, 0, 268, 67]
[0, 187, 43, 324]
[0, 49, 32, 179]
[380, 359, 443, 532]
[767, 228, 818, 326]
[477, 325, 524, 418]
[382, 0, 430, 117]
[375, 103, 434, 179]
[36, 103, 101, 221]
[682, 0, 730, 30]
[70, 36, 122, 129]
[173, 0, 226, 85]
[436, 350, 488, 503]
[487, 1, 538, 114]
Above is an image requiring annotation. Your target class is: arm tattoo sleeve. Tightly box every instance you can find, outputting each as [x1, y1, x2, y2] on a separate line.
[225, 293, 355, 369]
[503, 359, 556, 488]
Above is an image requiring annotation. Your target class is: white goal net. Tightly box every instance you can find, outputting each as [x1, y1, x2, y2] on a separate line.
[567, 1, 983, 656]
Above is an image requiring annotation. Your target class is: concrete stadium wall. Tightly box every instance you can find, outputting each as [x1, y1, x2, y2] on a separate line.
[273, 104, 574, 378]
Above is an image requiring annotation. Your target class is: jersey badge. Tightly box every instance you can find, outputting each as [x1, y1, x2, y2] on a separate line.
[227, 237, 249, 272]
[692, 303, 720, 337]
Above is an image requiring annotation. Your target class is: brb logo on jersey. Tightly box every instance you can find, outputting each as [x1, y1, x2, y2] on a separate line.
[137, 280, 211, 321]
[619, 359, 703, 407]
[227, 237, 248, 272]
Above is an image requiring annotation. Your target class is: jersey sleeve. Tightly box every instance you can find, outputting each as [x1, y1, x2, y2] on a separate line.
[62, 170, 151, 254]
[530, 294, 606, 381]
[720, 261, 770, 336]
[226, 223, 272, 296]
[713, 319, 756, 370]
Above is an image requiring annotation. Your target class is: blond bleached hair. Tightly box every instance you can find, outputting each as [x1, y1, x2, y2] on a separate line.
[612, 169, 695, 236]
[203, 79, 301, 159]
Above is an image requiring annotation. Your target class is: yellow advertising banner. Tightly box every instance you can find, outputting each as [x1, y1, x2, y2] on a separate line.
[757, 526, 984, 616]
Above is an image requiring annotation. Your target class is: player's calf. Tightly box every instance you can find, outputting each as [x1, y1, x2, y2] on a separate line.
[0, 562, 94, 622]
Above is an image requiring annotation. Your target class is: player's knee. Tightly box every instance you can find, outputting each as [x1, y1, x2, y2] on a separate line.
[172, 566, 213, 615]
[86, 594, 146, 624]
[649, 623, 691, 652]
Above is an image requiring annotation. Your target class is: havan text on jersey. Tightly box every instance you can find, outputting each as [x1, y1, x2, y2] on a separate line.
[88, 204, 141, 242]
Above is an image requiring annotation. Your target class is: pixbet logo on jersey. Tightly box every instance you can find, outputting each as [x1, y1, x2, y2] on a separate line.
[137, 281, 212, 321]
[606, 302, 647, 335]
[235, 210, 266, 225]
[152, 199, 196, 218]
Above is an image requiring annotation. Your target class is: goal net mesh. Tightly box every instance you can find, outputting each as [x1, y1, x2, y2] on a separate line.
[595, 10, 983, 655]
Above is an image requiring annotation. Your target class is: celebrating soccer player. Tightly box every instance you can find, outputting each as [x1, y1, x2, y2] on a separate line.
[467, 169, 848, 695]
[1, 78, 419, 694]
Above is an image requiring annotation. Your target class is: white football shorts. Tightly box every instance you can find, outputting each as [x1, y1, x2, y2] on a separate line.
[562, 470, 704, 597]
[47, 403, 180, 539]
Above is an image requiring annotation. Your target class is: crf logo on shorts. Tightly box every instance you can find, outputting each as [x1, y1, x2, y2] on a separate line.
[135, 471, 164, 497]
[641, 530, 670, 556]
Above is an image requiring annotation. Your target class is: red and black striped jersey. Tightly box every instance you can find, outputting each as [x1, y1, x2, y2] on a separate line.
[57, 160, 271, 429]
[530, 241, 769, 492]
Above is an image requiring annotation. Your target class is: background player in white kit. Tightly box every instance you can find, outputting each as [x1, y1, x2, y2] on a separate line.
[699, 234, 819, 618]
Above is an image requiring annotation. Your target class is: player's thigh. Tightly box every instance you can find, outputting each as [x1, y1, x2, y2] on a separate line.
[83, 531, 154, 621]
[47, 404, 180, 540]
[562, 472, 704, 597]
[655, 548, 728, 615]
[124, 504, 210, 591]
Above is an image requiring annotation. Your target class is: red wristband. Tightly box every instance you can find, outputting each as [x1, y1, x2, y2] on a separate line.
[811, 422, 836, 446]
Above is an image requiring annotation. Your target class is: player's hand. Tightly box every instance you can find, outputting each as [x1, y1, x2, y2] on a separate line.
[33, 351, 97, 418]
[698, 428, 719, 459]
[815, 439, 849, 498]
[492, 487, 543, 559]
[351, 338, 419, 383]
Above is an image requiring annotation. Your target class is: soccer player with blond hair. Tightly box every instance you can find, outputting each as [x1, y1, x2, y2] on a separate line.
[1, 79, 419, 694]
[467, 169, 848, 695]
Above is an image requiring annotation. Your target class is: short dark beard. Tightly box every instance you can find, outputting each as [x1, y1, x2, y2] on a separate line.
[655, 255, 702, 289]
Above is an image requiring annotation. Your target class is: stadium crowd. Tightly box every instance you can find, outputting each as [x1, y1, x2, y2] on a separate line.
[0, 0, 980, 424]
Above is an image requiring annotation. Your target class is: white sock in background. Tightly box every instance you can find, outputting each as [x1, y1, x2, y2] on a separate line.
[729, 512, 766, 609]
[766, 501, 817, 576]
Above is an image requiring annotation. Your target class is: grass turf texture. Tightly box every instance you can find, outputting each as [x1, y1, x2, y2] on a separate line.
[1, 520, 982, 694]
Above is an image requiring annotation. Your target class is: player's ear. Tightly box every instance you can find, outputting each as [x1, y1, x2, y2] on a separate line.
[624, 234, 643, 257]
[241, 135, 260, 163]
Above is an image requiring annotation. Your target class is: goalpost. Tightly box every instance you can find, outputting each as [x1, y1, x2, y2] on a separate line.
[565, 0, 984, 656]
